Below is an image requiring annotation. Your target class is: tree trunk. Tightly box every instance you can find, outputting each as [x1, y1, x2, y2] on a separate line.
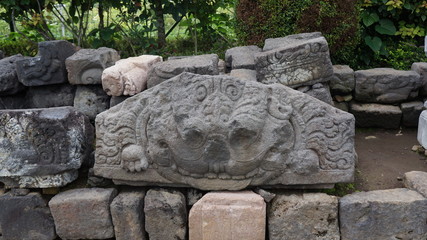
[153, 0, 166, 48]
[98, 1, 104, 29]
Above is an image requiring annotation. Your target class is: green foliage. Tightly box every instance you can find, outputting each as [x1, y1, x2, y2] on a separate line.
[380, 40, 427, 70]
[322, 183, 358, 197]
[0, 32, 38, 56]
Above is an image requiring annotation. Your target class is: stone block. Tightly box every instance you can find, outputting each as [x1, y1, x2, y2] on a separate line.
[66, 47, 120, 85]
[189, 191, 265, 240]
[256, 33, 333, 88]
[16, 40, 76, 86]
[330, 65, 354, 95]
[102, 55, 162, 96]
[25, 83, 76, 108]
[412, 62, 427, 96]
[147, 54, 219, 88]
[0, 192, 56, 240]
[73, 85, 110, 120]
[334, 101, 349, 112]
[268, 192, 339, 240]
[230, 69, 257, 81]
[339, 189, 427, 240]
[225, 45, 261, 71]
[350, 102, 402, 128]
[111, 191, 147, 240]
[400, 101, 423, 127]
[0, 107, 93, 188]
[144, 188, 187, 240]
[110, 95, 130, 107]
[0, 54, 27, 96]
[0, 91, 26, 110]
[404, 171, 427, 198]
[297, 83, 333, 105]
[263, 32, 323, 51]
[49, 188, 117, 239]
[355, 68, 421, 104]
[418, 111, 427, 148]
[94, 73, 356, 190]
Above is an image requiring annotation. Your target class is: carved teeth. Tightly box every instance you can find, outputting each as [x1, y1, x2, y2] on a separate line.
[218, 173, 231, 180]
[205, 173, 217, 179]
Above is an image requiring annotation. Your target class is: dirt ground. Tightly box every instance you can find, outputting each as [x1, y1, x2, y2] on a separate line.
[354, 127, 427, 191]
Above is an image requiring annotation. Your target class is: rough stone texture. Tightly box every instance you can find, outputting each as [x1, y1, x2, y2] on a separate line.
[401, 101, 423, 127]
[0, 192, 56, 240]
[334, 101, 349, 112]
[16, 40, 76, 86]
[355, 68, 421, 104]
[0, 107, 93, 188]
[74, 85, 110, 120]
[189, 191, 265, 240]
[418, 111, 427, 149]
[256, 34, 334, 88]
[187, 188, 204, 206]
[102, 55, 162, 96]
[110, 95, 130, 107]
[0, 54, 27, 96]
[230, 69, 257, 81]
[218, 59, 226, 74]
[350, 102, 402, 129]
[66, 47, 120, 85]
[412, 62, 427, 96]
[330, 65, 354, 95]
[254, 188, 276, 202]
[263, 32, 323, 51]
[94, 73, 356, 190]
[404, 171, 427, 198]
[49, 188, 117, 240]
[225, 45, 261, 71]
[268, 192, 339, 240]
[147, 54, 219, 88]
[340, 189, 427, 240]
[0, 91, 26, 109]
[111, 191, 146, 240]
[144, 188, 187, 240]
[25, 83, 76, 108]
[297, 83, 333, 105]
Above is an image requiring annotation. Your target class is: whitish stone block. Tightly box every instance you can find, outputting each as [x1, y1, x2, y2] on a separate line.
[268, 192, 339, 240]
[404, 171, 427, 198]
[102, 55, 162, 96]
[111, 191, 146, 240]
[256, 33, 333, 88]
[94, 73, 356, 190]
[230, 69, 257, 81]
[66, 47, 120, 85]
[49, 188, 117, 240]
[350, 102, 402, 129]
[73, 85, 110, 120]
[0, 107, 93, 188]
[145, 188, 187, 240]
[400, 101, 423, 127]
[340, 189, 427, 240]
[355, 68, 421, 104]
[189, 191, 265, 240]
[412, 62, 427, 96]
[225, 45, 261, 71]
[330, 65, 354, 95]
[418, 111, 427, 148]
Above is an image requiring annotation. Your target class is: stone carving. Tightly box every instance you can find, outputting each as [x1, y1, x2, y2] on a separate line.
[102, 55, 162, 96]
[263, 32, 323, 52]
[0, 107, 93, 188]
[66, 47, 120, 85]
[94, 73, 355, 190]
[0, 54, 27, 96]
[256, 35, 334, 88]
[16, 40, 76, 86]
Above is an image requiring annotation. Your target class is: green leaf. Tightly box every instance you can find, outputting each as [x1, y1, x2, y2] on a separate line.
[364, 36, 382, 52]
[362, 12, 379, 27]
[375, 19, 396, 35]
[100, 28, 115, 41]
[422, 16, 426, 22]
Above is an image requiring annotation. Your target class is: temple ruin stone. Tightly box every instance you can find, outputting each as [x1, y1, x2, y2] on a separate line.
[0, 54, 27, 96]
[225, 45, 261, 71]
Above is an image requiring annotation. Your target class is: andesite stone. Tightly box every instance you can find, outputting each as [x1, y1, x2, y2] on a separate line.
[0, 106, 93, 188]
[0, 54, 27, 96]
[25, 83, 76, 108]
[330, 65, 355, 95]
[297, 82, 333, 105]
[225, 45, 261, 71]
[110, 95, 130, 107]
[412, 62, 427, 96]
[418, 110, 427, 149]
[400, 101, 423, 127]
[73, 85, 110, 120]
[0, 91, 26, 110]
[230, 69, 257, 81]
[350, 102, 402, 129]
[263, 32, 323, 51]
[404, 171, 427, 198]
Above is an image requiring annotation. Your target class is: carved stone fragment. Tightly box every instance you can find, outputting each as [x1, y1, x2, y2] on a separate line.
[0, 54, 27, 96]
[256, 34, 334, 88]
[230, 69, 257, 81]
[73, 85, 110, 120]
[263, 32, 323, 52]
[16, 40, 76, 86]
[25, 83, 76, 108]
[297, 83, 333, 105]
[66, 47, 120, 85]
[0, 107, 93, 188]
[225, 45, 261, 71]
[94, 73, 355, 190]
[400, 101, 423, 127]
[350, 102, 402, 129]
[330, 65, 355, 95]
[412, 62, 427, 96]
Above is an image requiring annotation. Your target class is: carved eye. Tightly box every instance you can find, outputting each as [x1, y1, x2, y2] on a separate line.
[225, 84, 241, 101]
[158, 140, 168, 149]
[196, 85, 208, 101]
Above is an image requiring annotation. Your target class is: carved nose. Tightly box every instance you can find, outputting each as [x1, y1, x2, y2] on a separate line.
[204, 136, 230, 164]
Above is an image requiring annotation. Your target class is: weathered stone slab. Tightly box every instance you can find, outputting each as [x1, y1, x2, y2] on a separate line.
[355, 68, 421, 103]
[25, 83, 76, 108]
[230, 69, 257, 81]
[404, 171, 427, 198]
[0, 54, 27, 96]
[412, 62, 427, 96]
[256, 34, 333, 88]
[94, 72, 356, 190]
[110, 95, 130, 107]
[49, 188, 117, 240]
[401, 101, 423, 127]
[74, 85, 110, 120]
[147, 54, 219, 88]
[297, 83, 333, 105]
[145, 188, 187, 240]
[0, 107, 93, 188]
[268, 192, 339, 240]
[102, 55, 162, 96]
[0, 91, 26, 109]
[418, 111, 427, 148]
[225, 45, 261, 71]
[263, 32, 323, 52]
[0, 191, 56, 240]
[330, 65, 354, 95]
[350, 102, 402, 128]
[111, 191, 147, 240]
[66, 47, 120, 85]
[340, 189, 427, 240]
[189, 191, 265, 240]
[16, 40, 76, 86]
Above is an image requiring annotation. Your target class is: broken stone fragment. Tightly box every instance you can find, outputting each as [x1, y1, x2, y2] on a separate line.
[73, 85, 110, 120]
[330, 65, 355, 95]
[350, 102, 402, 129]
[412, 62, 427, 96]
[0, 54, 27, 96]
[225, 45, 261, 71]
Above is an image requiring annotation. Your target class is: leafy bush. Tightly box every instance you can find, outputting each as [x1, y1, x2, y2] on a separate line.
[380, 40, 427, 70]
[0, 32, 38, 56]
